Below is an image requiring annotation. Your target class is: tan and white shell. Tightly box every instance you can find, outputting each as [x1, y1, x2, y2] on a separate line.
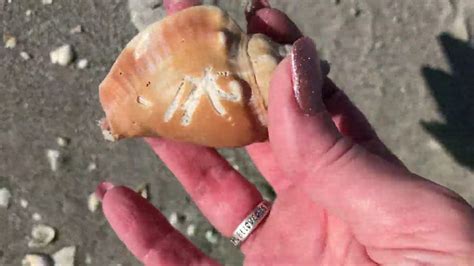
[99, 6, 285, 147]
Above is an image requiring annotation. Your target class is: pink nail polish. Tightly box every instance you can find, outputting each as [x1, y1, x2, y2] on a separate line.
[96, 182, 115, 201]
[164, 0, 200, 12]
[246, 0, 271, 18]
[291, 37, 324, 115]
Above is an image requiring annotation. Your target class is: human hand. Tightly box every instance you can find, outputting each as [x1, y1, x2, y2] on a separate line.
[97, 0, 474, 265]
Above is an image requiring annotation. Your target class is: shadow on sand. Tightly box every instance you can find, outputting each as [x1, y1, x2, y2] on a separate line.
[421, 33, 474, 170]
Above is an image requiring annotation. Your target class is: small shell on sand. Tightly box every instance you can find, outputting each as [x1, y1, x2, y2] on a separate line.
[85, 253, 92, 264]
[20, 198, 29, 208]
[0, 187, 11, 208]
[50, 45, 74, 66]
[70, 25, 83, 34]
[87, 192, 100, 213]
[28, 224, 56, 248]
[46, 149, 61, 171]
[77, 59, 88, 69]
[33, 213, 42, 221]
[56, 137, 70, 147]
[21, 254, 53, 266]
[4, 34, 17, 49]
[52, 246, 76, 266]
[20, 51, 31, 61]
[136, 183, 149, 199]
[87, 162, 97, 172]
[186, 224, 196, 236]
[205, 229, 219, 244]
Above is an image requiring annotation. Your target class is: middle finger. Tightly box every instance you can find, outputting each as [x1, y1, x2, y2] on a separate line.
[147, 138, 263, 237]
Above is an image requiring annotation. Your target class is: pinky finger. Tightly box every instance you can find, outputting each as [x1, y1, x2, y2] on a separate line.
[101, 186, 218, 266]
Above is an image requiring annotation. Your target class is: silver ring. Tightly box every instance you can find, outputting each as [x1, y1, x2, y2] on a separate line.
[230, 201, 271, 246]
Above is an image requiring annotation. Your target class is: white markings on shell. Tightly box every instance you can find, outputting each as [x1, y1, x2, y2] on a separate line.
[85, 253, 92, 264]
[164, 67, 242, 126]
[164, 81, 186, 122]
[133, 27, 160, 74]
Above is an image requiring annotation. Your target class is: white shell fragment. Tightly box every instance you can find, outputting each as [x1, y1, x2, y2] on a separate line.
[20, 198, 29, 208]
[101, 128, 116, 142]
[4, 34, 17, 49]
[186, 224, 196, 236]
[77, 59, 88, 69]
[87, 192, 100, 213]
[70, 25, 83, 34]
[21, 254, 53, 266]
[52, 246, 76, 266]
[84, 253, 92, 264]
[20, 51, 31, 61]
[28, 224, 56, 248]
[168, 212, 179, 227]
[136, 183, 149, 199]
[41, 0, 53, 5]
[0, 187, 12, 208]
[25, 9, 33, 16]
[168, 212, 186, 227]
[87, 162, 97, 172]
[46, 149, 61, 171]
[50, 45, 74, 66]
[33, 213, 42, 221]
[56, 137, 69, 147]
[205, 229, 219, 244]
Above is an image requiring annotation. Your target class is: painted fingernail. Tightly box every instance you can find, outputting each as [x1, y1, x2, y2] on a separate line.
[164, 0, 200, 12]
[291, 37, 324, 115]
[96, 181, 115, 201]
[246, 0, 271, 18]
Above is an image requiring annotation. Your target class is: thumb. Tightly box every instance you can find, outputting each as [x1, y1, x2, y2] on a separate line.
[268, 37, 346, 181]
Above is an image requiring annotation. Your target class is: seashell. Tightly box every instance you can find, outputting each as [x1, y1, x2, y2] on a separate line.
[0, 187, 11, 208]
[28, 224, 56, 248]
[99, 6, 286, 147]
[87, 192, 100, 213]
[52, 246, 76, 266]
[21, 254, 53, 266]
[135, 183, 150, 199]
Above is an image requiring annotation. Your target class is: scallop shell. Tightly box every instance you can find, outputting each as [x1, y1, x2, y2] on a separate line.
[99, 6, 284, 147]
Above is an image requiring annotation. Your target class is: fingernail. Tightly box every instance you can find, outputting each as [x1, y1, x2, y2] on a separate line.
[96, 181, 115, 201]
[246, 0, 271, 18]
[291, 37, 324, 115]
[164, 0, 200, 12]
